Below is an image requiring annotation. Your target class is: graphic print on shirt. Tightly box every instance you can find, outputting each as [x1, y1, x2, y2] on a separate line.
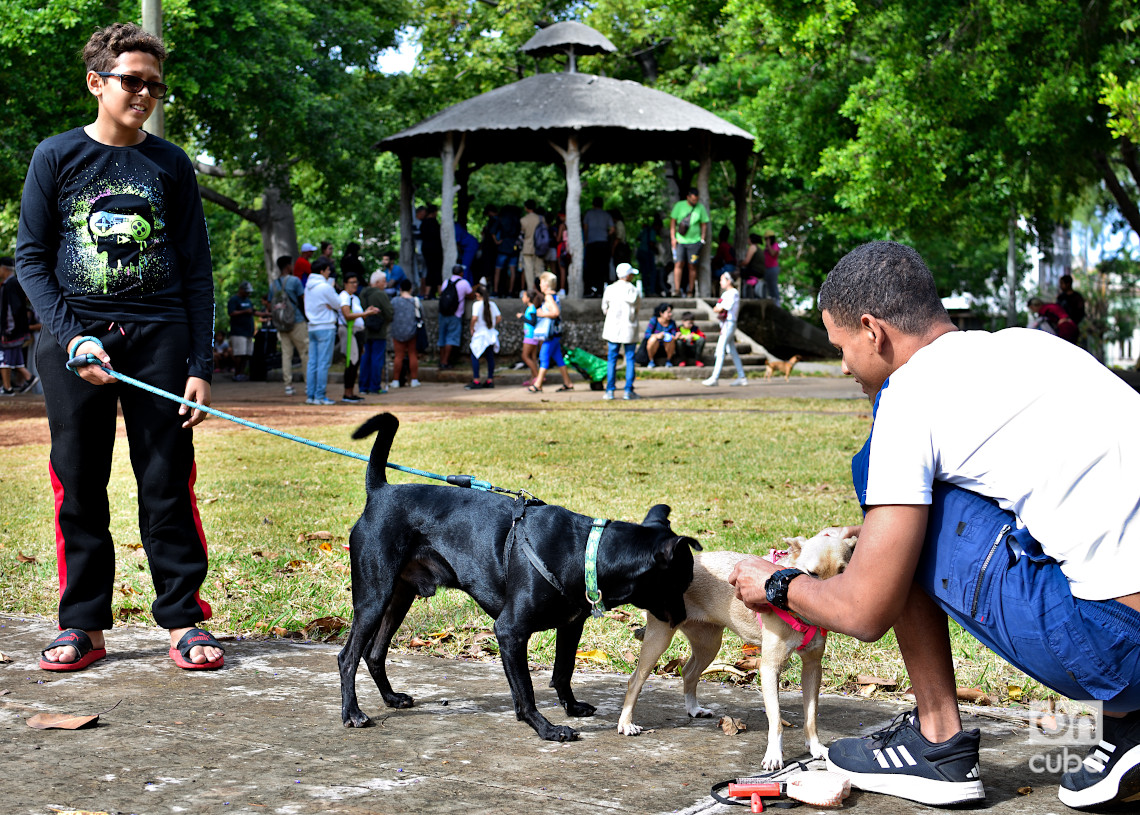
[66, 172, 169, 296]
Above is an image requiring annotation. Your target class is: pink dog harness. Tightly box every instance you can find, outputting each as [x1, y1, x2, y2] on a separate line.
[752, 549, 827, 651]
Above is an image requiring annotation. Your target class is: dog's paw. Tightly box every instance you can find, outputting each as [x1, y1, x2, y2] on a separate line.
[808, 739, 828, 760]
[564, 701, 596, 718]
[616, 722, 643, 736]
[383, 692, 414, 709]
[686, 704, 716, 719]
[342, 709, 371, 729]
[760, 752, 785, 771]
[542, 724, 580, 742]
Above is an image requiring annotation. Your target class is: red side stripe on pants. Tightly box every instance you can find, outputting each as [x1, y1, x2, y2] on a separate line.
[49, 461, 67, 602]
[187, 461, 213, 621]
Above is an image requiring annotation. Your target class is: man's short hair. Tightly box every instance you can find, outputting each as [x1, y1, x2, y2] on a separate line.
[382, 251, 396, 262]
[82, 22, 166, 72]
[525, 199, 537, 210]
[592, 196, 604, 208]
[818, 241, 949, 335]
[371, 270, 387, 287]
[0, 256, 14, 269]
[686, 187, 699, 197]
[276, 255, 292, 271]
[1060, 274, 1074, 287]
[399, 279, 413, 292]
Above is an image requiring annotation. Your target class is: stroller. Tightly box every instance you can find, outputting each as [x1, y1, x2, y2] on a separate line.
[565, 347, 608, 391]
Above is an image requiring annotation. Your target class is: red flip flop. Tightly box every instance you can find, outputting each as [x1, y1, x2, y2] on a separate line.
[169, 627, 225, 670]
[39, 629, 106, 672]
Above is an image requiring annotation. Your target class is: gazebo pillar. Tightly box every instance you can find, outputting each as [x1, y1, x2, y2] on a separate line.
[441, 132, 458, 275]
[553, 136, 586, 299]
[733, 155, 750, 268]
[697, 139, 712, 298]
[399, 154, 415, 276]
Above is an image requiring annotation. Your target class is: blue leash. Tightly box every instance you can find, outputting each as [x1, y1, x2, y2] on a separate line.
[65, 353, 530, 497]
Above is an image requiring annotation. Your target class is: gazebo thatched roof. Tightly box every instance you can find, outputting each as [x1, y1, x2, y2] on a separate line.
[520, 21, 617, 58]
[378, 72, 754, 165]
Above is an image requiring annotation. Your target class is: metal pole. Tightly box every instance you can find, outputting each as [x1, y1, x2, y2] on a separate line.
[142, 0, 164, 138]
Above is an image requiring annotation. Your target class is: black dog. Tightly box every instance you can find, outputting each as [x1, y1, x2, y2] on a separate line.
[339, 413, 700, 741]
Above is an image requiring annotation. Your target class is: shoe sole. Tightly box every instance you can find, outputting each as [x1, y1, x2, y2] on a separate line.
[826, 756, 985, 805]
[1059, 744, 1140, 809]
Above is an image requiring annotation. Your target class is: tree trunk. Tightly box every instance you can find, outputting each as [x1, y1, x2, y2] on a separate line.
[1093, 149, 1140, 238]
[1007, 205, 1018, 328]
[697, 143, 712, 298]
[260, 184, 298, 285]
[399, 154, 415, 279]
[556, 136, 585, 299]
[441, 132, 458, 276]
[732, 155, 752, 269]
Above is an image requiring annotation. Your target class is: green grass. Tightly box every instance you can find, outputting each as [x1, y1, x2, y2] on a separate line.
[0, 399, 1054, 706]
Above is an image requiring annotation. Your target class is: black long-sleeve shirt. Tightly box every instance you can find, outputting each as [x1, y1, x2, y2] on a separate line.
[15, 127, 215, 380]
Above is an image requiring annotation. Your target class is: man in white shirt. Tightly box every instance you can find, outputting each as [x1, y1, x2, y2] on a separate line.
[601, 263, 641, 400]
[729, 241, 1140, 810]
[303, 257, 341, 405]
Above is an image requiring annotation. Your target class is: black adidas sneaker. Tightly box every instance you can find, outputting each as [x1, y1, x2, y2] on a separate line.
[825, 709, 985, 805]
[1059, 710, 1140, 809]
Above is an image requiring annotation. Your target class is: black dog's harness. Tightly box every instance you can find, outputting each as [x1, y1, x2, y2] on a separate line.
[505, 498, 611, 617]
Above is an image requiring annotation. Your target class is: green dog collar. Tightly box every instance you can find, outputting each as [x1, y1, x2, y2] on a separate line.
[584, 518, 609, 617]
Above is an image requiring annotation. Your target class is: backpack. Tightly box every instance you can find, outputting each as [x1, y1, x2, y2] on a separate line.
[270, 279, 296, 332]
[532, 219, 551, 256]
[438, 277, 460, 316]
[390, 297, 417, 342]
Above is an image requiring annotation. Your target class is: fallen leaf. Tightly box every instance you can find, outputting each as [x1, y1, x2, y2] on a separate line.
[722, 519, 735, 527]
[0, 652, 10, 663]
[27, 712, 100, 730]
[734, 657, 761, 672]
[262, 517, 273, 525]
[858, 684, 879, 698]
[741, 643, 761, 657]
[47, 809, 111, 814]
[118, 584, 138, 596]
[303, 616, 349, 638]
[622, 650, 638, 664]
[606, 609, 631, 622]
[660, 658, 684, 674]
[1017, 786, 1033, 796]
[285, 560, 306, 570]
[719, 716, 747, 735]
[956, 687, 990, 704]
[317, 541, 333, 553]
[116, 607, 144, 621]
[576, 648, 609, 663]
[124, 543, 144, 551]
[297, 531, 335, 543]
[1007, 684, 1023, 701]
[200, 496, 218, 504]
[424, 630, 453, 642]
[0, 689, 11, 695]
[270, 626, 299, 638]
[16, 552, 36, 564]
[702, 662, 746, 678]
[857, 674, 895, 688]
[407, 637, 429, 647]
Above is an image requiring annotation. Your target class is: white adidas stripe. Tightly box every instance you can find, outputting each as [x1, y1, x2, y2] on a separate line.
[896, 746, 918, 766]
[873, 749, 890, 769]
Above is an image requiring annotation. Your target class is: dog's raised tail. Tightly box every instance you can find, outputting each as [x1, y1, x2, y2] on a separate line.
[352, 413, 400, 491]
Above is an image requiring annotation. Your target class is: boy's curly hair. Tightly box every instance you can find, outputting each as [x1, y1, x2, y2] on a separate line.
[81, 22, 166, 73]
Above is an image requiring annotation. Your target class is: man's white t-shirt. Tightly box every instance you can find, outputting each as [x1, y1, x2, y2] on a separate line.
[864, 328, 1140, 601]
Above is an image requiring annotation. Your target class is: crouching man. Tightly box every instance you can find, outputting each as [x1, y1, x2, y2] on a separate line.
[730, 241, 1140, 809]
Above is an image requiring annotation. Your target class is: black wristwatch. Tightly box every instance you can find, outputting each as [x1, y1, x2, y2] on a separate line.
[765, 568, 807, 611]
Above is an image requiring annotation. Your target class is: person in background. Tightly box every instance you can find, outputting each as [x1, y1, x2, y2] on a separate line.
[675, 311, 706, 367]
[763, 231, 781, 305]
[304, 256, 341, 405]
[271, 255, 307, 396]
[1056, 274, 1085, 343]
[602, 262, 641, 400]
[359, 270, 393, 395]
[702, 271, 748, 387]
[437, 264, 473, 371]
[227, 280, 256, 382]
[516, 288, 541, 387]
[643, 302, 678, 368]
[527, 272, 574, 393]
[465, 284, 502, 390]
[388, 279, 421, 389]
[380, 251, 407, 295]
[296, 242, 316, 286]
[337, 272, 378, 403]
[0, 256, 38, 394]
[669, 187, 709, 297]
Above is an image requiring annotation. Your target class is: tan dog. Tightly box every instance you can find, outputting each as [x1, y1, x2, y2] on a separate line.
[617, 527, 856, 770]
[765, 355, 802, 382]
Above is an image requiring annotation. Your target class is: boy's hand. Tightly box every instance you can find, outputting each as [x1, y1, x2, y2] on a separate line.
[728, 556, 779, 612]
[180, 377, 211, 428]
[69, 337, 116, 385]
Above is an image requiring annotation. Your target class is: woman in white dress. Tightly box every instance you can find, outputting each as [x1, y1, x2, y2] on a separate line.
[466, 284, 502, 390]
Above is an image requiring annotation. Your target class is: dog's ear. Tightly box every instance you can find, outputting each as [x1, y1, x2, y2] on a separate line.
[783, 536, 804, 563]
[652, 535, 700, 568]
[642, 504, 672, 527]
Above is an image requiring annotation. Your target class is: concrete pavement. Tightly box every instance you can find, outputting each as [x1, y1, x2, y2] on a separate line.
[1, 614, 1087, 815]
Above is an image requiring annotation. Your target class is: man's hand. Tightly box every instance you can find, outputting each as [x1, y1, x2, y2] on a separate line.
[68, 337, 116, 385]
[728, 556, 780, 612]
[180, 377, 211, 428]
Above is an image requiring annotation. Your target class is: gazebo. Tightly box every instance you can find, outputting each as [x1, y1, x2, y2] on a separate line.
[379, 22, 755, 298]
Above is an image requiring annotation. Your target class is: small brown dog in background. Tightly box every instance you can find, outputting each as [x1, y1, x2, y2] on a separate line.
[765, 355, 803, 382]
[617, 527, 857, 771]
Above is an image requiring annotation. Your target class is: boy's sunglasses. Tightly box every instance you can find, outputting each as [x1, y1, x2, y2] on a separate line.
[95, 72, 168, 99]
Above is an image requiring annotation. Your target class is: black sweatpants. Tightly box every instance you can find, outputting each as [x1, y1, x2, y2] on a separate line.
[37, 320, 212, 631]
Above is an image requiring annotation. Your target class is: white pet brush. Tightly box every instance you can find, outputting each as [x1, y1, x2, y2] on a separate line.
[727, 770, 852, 809]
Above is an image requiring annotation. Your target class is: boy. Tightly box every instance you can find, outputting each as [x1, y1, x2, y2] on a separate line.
[15, 22, 223, 671]
[675, 311, 706, 367]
